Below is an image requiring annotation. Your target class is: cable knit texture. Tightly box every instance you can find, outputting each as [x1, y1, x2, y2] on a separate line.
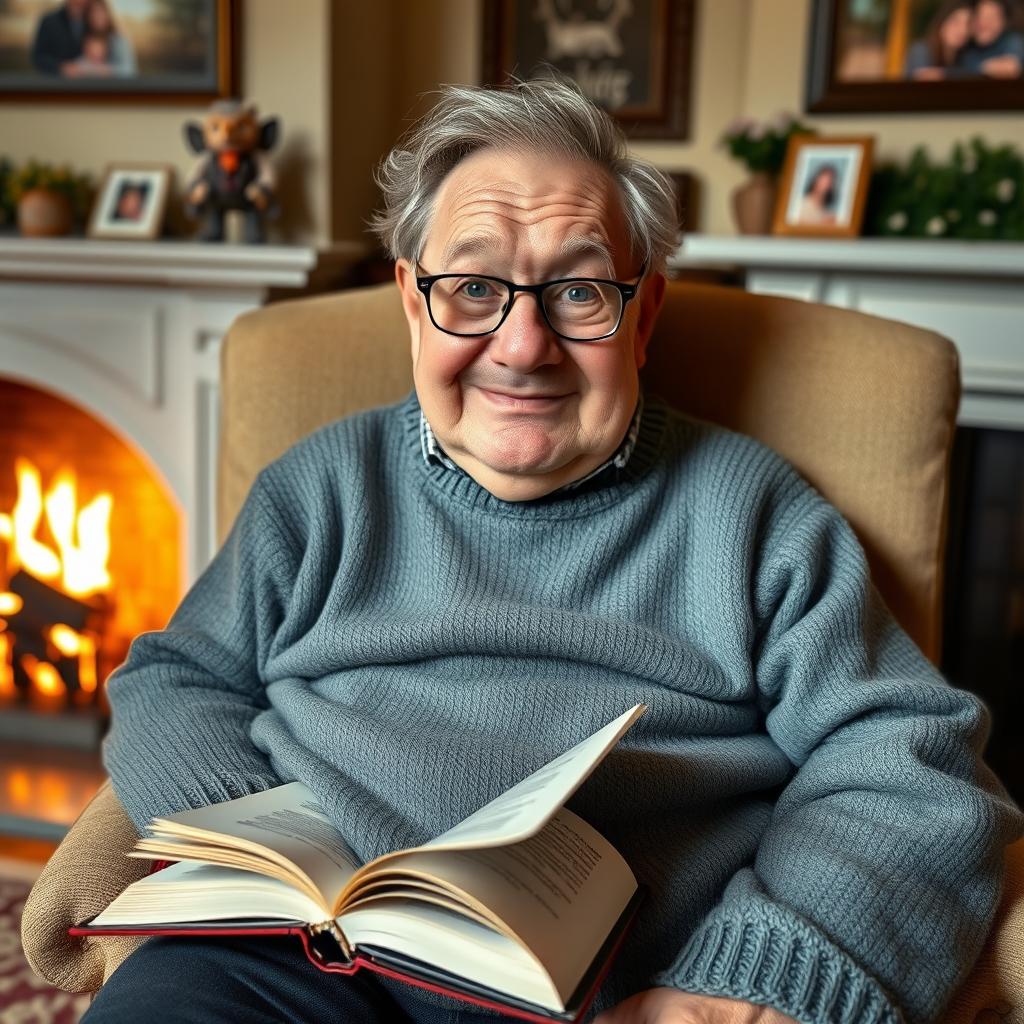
[102, 391, 1023, 1024]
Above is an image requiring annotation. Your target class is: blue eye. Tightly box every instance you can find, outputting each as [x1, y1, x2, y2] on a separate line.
[462, 279, 492, 299]
[566, 285, 594, 302]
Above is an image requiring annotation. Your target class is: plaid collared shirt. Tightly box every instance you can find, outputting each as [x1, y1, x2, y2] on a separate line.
[419, 395, 644, 493]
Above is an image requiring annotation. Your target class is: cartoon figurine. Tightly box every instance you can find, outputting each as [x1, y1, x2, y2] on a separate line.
[183, 99, 280, 243]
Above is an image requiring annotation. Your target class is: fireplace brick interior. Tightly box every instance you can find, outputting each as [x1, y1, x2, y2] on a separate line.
[0, 378, 181, 737]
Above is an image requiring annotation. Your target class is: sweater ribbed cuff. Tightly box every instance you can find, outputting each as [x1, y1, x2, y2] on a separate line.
[103, 705, 281, 833]
[653, 901, 903, 1024]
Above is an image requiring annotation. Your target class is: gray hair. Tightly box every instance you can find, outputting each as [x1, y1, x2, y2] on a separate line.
[370, 74, 680, 273]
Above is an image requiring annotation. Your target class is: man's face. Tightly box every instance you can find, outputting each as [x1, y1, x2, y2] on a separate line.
[974, 2, 1006, 46]
[395, 147, 664, 502]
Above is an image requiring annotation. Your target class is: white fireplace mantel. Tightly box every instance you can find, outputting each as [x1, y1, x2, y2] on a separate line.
[0, 237, 365, 585]
[671, 235, 1024, 432]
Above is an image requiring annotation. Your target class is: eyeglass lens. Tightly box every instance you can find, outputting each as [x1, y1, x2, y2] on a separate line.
[429, 277, 624, 340]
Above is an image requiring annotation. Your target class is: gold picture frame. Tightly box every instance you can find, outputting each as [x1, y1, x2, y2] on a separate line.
[772, 134, 875, 238]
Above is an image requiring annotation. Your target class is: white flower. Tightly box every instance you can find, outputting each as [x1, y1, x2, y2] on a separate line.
[995, 178, 1016, 202]
[772, 110, 794, 133]
[925, 216, 947, 236]
[978, 209, 997, 226]
[724, 117, 753, 138]
[887, 211, 909, 231]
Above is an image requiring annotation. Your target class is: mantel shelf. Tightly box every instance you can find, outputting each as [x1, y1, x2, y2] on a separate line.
[672, 235, 1024, 278]
[0, 236, 365, 289]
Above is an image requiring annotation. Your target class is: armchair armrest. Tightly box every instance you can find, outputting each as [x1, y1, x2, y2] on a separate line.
[941, 837, 1024, 1022]
[20, 779, 149, 993]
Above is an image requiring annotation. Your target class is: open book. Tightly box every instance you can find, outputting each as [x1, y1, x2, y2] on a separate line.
[72, 705, 646, 1023]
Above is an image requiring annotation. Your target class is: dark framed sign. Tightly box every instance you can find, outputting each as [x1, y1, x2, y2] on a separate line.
[0, 0, 236, 103]
[807, 0, 1024, 113]
[482, 0, 695, 140]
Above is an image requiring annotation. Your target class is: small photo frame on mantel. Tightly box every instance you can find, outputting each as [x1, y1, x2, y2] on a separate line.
[88, 163, 172, 240]
[772, 135, 875, 238]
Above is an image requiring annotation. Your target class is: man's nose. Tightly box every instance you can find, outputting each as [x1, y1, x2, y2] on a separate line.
[488, 292, 563, 372]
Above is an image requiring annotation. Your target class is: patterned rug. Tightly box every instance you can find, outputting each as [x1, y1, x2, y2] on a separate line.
[0, 861, 91, 1024]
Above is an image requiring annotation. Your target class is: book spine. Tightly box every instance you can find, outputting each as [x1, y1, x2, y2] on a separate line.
[306, 919, 354, 964]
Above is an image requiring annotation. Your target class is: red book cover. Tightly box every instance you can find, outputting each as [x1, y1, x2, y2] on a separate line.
[71, 888, 644, 1023]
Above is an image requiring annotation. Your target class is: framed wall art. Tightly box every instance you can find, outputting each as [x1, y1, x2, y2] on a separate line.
[772, 134, 875, 238]
[482, 0, 696, 139]
[0, 0, 236, 102]
[806, 0, 1024, 112]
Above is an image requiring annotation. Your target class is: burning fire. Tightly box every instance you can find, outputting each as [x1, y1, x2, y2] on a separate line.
[1, 458, 112, 597]
[0, 458, 112, 704]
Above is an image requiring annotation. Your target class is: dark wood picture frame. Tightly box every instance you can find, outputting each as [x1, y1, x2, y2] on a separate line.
[482, 0, 695, 140]
[772, 134, 875, 238]
[806, 0, 1024, 113]
[0, 0, 237, 104]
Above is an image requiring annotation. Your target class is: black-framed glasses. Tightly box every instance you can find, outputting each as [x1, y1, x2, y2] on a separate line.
[414, 261, 646, 342]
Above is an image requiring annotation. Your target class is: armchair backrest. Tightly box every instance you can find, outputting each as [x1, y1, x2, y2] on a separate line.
[218, 280, 959, 663]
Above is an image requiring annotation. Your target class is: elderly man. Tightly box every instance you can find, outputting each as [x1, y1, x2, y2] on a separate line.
[83, 76, 1021, 1024]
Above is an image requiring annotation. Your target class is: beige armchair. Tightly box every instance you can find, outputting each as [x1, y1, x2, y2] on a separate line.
[23, 281, 1023, 1019]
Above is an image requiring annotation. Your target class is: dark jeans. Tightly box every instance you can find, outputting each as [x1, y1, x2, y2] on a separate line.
[81, 935, 507, 1023]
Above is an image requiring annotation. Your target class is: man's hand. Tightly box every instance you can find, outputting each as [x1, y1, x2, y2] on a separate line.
[981, 54, 1022, 79]
[245, 183, 269, 210]
[593, 988, 800, 1024]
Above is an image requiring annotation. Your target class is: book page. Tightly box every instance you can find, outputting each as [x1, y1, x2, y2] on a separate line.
[91, 860, 328, 927]
[340, 899, 564, 1012]
[340, 806, 637, 999]
[145, 783, 359, 907]
[421, 704, 645, 854]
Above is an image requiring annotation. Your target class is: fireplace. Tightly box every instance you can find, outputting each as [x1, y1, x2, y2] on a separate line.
[0, 379, 181, 748]
[0, 238, 337, 837]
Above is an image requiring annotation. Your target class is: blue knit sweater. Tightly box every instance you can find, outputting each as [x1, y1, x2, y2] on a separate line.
[102, 392, 1023, 1023]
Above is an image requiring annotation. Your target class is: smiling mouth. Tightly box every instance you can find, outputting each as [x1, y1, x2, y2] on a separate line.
[477, 387, 570, 409]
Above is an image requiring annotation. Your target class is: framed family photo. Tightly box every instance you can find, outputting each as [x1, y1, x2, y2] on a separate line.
[807, 0, 1024, 112]
[0, 0, 236, 102]
[772, 135, 875, 238]
[88, 163, 171, 239]
[482, 0, 696, 139]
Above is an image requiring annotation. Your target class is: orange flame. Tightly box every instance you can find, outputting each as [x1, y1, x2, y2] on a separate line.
[0, 459, 113, 701]
[0, 632, 13, 698]
[0, 458, 113, 598]
[21, 653, 66, 697]
[49, 623, 98, 693]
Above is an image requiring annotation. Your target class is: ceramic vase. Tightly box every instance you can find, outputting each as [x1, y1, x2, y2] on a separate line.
[731, 172, 778, 235]
[18, 188, 74, 237]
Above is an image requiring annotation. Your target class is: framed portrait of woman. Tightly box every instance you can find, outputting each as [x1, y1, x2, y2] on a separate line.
[807, 0, 1024, 112]
[0, 0, 236, 102]
[772, 135, 875, 238]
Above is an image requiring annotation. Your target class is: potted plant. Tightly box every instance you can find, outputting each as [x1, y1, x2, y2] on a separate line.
[8, 161, 93, 238]
[721, 113, 813, 235]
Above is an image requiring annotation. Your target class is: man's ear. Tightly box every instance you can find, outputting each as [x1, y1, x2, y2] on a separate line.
[633, 271, 666, 370]
[394, 259, 422, 355]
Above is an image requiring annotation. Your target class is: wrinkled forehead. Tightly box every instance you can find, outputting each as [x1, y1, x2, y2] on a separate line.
[422, 148, 634, 278]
